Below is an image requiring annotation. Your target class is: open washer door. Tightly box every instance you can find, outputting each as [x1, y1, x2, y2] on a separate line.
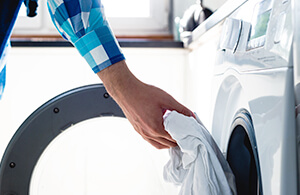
[0, 84, 124, 194]
[0, 84, 177, 195]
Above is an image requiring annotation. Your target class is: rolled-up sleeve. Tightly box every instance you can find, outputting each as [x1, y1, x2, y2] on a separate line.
[47, 0, 125, 73]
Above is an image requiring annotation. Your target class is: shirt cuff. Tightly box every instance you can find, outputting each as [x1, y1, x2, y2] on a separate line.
[74, 25, 125, 73]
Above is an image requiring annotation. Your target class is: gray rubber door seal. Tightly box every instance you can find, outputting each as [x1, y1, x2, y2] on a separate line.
[0, 84, 125, 195]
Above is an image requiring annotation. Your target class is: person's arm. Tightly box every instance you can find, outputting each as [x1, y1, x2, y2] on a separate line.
[47, 0, 194, 149]
[98, 60, 193, 149]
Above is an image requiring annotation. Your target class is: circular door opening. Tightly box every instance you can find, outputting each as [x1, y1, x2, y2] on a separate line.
[226, 110, 263, 195]
[29, 117, 179, 195]
[0, 84, 179, 195]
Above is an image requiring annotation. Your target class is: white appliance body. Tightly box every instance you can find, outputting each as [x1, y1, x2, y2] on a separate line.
[188, 0, 299, 194]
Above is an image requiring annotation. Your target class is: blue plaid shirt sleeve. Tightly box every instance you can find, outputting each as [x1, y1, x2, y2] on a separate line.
[47, 0, 125, 73]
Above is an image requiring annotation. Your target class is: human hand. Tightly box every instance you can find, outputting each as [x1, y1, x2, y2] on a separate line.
[98, 60, 194, 149]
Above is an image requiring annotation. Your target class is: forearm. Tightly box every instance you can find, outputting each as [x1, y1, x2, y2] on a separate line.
[97, 60, 141, 101]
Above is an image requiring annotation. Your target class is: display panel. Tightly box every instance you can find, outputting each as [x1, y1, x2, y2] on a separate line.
[250, 9, 272, 40]
[247, 0, 273, 49]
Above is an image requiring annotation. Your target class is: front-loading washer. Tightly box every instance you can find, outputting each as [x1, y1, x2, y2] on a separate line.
[188, 0, 298, 194]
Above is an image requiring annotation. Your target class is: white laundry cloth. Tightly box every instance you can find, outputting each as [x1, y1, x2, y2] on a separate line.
[163, 111, 237, 195]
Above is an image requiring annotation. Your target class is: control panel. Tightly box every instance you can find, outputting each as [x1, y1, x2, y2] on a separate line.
[217, 0, 293, 71]
[247, 0, 273, 50]
[220, 0, 292, 55]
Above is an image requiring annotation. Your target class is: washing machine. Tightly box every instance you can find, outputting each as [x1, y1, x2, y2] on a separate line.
[187, 0, 299, 194]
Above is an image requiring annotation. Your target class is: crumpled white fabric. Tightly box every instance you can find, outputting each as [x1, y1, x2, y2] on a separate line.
[163, 111, 237, 195]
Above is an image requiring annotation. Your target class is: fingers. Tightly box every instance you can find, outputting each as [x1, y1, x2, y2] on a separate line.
[145, 137, 177, 149]
[123, 109, 177, 149]
[163, 96, 195, 118]
[139, 123, 177, 148]
[146, 138, 168, 149]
